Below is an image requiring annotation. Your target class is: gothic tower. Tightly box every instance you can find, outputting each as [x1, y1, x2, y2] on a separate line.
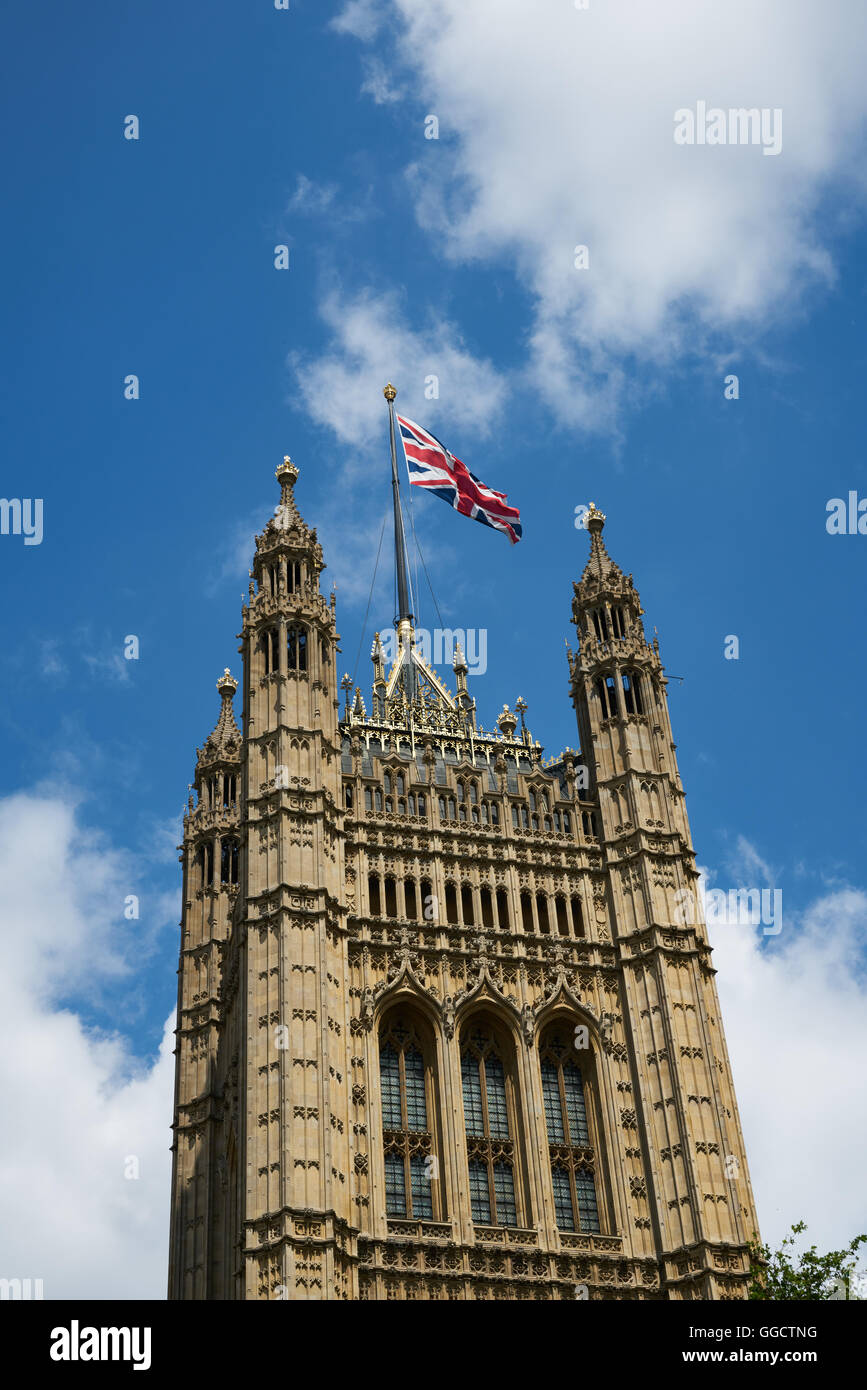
[168, 457, 759, 1301]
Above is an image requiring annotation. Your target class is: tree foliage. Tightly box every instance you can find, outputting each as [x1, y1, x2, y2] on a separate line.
[748, 1222, 866, 1300]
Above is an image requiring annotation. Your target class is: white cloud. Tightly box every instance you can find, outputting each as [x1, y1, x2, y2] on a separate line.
[291, 286, 507, 450]
[336, 0, 867, 429]
[288, 287, 507, 614]
[703, 843, 867, 1254]
[0, 791, 175, 1298]
[39, 640, 67, 680]
[330, 0, 382, 42]
[361, 56, 404, 106]
[286, 174, 338, 216]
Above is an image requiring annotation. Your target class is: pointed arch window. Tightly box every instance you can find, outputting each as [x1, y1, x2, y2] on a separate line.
[379, 1016, 438, 1220]
[220, 836, 239, 886]
[596, 675, 619, 719]
[287, 626, 307, 673]
[461, 1025, 519, 1227]
[199, 840, 214, 887]
[262, 627, 279, 675]
[539, 1031, 600, 1233]
[621, 671, 644, 715]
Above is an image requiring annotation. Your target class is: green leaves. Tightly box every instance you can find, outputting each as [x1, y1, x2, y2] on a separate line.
[748, 1222, 867, 1300]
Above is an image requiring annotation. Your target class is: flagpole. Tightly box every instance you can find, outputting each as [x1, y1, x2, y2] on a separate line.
[384, 383, 416, 706]
[384, 383, 413, 624]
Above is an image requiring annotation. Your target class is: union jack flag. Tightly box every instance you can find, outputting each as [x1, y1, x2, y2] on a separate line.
[396, 415, 522, 545]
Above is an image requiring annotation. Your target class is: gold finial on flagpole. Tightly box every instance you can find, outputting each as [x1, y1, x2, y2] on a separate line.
[383, 382, 397, 402]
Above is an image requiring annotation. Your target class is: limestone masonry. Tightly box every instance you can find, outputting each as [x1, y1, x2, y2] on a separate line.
[168, 459, 759, 1300]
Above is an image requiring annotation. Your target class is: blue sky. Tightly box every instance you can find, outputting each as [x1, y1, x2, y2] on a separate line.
[1, 0, 866, 1295]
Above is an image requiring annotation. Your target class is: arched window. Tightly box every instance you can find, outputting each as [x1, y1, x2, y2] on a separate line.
[539, 1030, 600, 1233]
[461, 1023, 519, 1227]
[344, 784, 353, 809]
[480, 886, 494, 928]
[555, 897, 569, 936]
[262, 627, 279, 675]
[379, 1016, 437, 1220]
[496, 888, 510, 930]
[384, 877, 398, 918]
[571, 894, 585, 937]
[287, 626, 307, 672]
[404, 879, 417, 920]
[621, 671, 644, 715]
[445, 882, 459, 925]
[199, 840, 214, 888]
[596, 675, 618, 719]
[368, 874, 382, 916]
[220, 837, 239, 886]
[521, 891, 533, 932]
[420, 878, 433, 921]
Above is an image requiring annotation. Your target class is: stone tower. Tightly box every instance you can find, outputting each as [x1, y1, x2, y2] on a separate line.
[168, 462, 759, 1301]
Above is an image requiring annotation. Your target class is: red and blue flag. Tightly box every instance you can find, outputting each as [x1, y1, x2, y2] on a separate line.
[397, 414, 522, 545]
